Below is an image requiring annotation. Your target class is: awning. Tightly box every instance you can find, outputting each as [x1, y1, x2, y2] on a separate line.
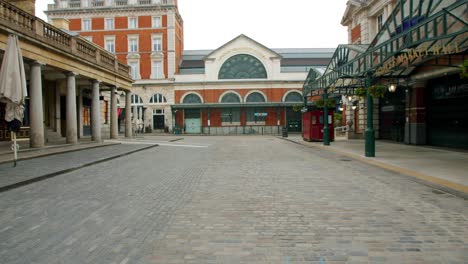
[304, 0, 468, 96]
[171, 102, 313, 110]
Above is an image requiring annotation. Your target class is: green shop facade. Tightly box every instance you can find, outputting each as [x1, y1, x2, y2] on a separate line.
[304, 0, 468, 155]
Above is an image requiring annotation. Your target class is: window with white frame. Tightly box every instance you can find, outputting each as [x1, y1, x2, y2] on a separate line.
[105, 18, 114, 30]
[152, 36, 162, 52]
[128, 36, 139, 53]
[82, 19, 91, 31]
[128, 17, 137, 29]
[151, 61, 163, 79]
[152, 16, 161, 28]
[149, 93, 167, 104]
[377, 13, 383, 31]
[104, 36, 115, 53]
[83, 36, 93, 42]
[131, 94, 143, 105]
[129, 61, 140, 80]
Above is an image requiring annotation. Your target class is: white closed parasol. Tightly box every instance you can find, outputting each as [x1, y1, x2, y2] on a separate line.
[0, 34, 28, 167]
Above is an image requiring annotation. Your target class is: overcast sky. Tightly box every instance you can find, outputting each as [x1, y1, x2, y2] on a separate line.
[36, 0, 349, 50]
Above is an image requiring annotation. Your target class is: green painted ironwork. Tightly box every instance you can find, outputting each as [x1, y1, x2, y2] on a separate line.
[304, 0, 468, 96]
[182, 94, 202, 104]
[220, 92, 241, 103]
[285, 92, 303, 102]
[246, 92, 266, 102]
[218, 54, 267, 79]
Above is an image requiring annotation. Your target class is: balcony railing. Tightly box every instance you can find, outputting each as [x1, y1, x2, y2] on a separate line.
[0, 0, 130, 78]
[47, 0, 175, 10]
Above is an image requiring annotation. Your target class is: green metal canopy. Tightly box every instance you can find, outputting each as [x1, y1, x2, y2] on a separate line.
[304, 0, 468, 96]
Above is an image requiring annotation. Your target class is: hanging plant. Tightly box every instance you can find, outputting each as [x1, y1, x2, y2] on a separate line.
[314, 98, 337, 109]
[460, 60, 468, 79]
[368, 85, 387, 98]
[292, 104, 303, 112]
[355, 87, 367, 98]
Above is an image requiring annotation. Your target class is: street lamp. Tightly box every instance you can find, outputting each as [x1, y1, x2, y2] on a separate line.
[388, 84, 397, 92]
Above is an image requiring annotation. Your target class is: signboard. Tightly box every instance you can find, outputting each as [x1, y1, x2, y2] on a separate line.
[254, 113, 268, 117]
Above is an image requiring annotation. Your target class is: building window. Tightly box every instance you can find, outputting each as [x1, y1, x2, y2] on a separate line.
[152, 37, 162, 51]
[151, 61, 163, 79]
[149, 93, 167, 104]
[218, 54, 267, 79]
[152, 16, 161, 28]
[128, 36, 139, 53]
[182, 93, 202, 104]
[220, 92, 241, 103]
[82, 19, 91, 31]
[105, 18, 114, 30]
[221, 108, 240, 124]
[284, 91, 303, 102]
[128, 17, 137, 29]
[246, 92, 266, 103]
[247, 108, 267, 124]
[104, 36, 115, 53]
[129, 61, 140, 80]
[131, 94, 143, 105]
[377, 13, 383, 31]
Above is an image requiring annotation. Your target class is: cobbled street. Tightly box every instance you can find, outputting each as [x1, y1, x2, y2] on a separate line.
[0, 136, 466, 264]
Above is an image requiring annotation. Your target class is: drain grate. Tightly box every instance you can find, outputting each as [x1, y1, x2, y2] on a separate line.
[432, 190, 445, 195]
[340, 159, 352, 162]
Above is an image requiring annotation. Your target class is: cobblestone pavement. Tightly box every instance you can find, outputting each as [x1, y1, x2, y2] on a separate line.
[0, 136, 466, 264]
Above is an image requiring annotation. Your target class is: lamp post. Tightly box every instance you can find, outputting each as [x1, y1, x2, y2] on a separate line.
[323, 88, 330, 146]
[365, 73, 375, 157]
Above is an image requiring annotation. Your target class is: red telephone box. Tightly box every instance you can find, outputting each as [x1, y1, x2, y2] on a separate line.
[302, 110, 334, 142]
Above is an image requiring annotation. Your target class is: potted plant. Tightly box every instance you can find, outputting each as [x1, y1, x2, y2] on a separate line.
[368, 85, 387, 98]
[460, 59, 468, 79]
[355, 87, 367, 98]
[314, 98, 337, 108]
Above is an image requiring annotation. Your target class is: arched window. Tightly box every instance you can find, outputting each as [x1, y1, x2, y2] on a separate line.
[220, 92, 241, 103]
[131, 94, 143, 105]
[149, 93, 167, 104]
[284, 92, 303, 102]
[246, 92, 266, 103]
[218, 54, 267, 79]
[182, 93, 202, 104]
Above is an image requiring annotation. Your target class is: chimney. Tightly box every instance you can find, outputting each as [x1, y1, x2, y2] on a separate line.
[9, 0, 35, 15]
[50, 18, 70, 30]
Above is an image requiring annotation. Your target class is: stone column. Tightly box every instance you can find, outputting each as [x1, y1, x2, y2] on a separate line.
[55, 81, 62, 135]
[110, 86, 118, 139]
[91, 80, 102, 142]
[405, 81, 427, 145]
[78, 87, 83, 138]
[29, 61, 45, 148]
[125, 91, 132, 138]
[66, 72, 78, 144]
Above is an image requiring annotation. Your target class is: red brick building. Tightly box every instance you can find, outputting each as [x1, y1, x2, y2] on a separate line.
[46, 0, 183, 132]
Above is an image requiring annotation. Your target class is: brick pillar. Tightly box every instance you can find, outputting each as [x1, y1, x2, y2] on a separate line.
[405, 82, 427, 145]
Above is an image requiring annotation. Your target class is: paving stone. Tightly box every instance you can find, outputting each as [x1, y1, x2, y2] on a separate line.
[0, 136, 466, 264]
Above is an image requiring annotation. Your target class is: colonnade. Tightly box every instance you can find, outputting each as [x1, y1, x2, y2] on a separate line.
[28, 61, 133, 148]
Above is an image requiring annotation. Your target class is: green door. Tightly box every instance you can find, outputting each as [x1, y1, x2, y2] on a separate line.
[185, 118, 201, 134]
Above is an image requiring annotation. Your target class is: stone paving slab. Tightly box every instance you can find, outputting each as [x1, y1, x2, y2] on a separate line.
[0, 143, 157, 191]
[283, 135, 468, 197]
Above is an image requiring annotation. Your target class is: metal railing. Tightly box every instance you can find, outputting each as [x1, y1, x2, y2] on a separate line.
[0, 0, 130, 79]
[47, 0, 175, 9]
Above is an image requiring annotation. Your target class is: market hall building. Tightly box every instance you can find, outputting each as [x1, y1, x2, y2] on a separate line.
[172, 35, 333, 135]
[305, 0, 468, 152]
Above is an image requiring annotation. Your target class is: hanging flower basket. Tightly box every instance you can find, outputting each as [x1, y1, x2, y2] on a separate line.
[460, 60, 468, 79]
[314, 98, 337, 109]
[292, 104, 303, 112]
[355, 87, 367, 98]
[368, 85, 387, 98]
